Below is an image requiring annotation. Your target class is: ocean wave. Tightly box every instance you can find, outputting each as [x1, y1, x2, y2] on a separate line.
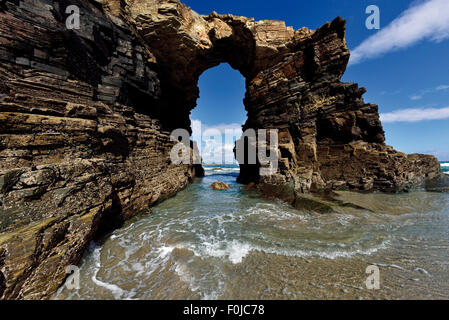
[253, 240, 390, 260]
[146, 201, 392, 266]
[441, 162, 449, 174]
[205, 167, 239, 172]
[179, 236, 390, 265]
[197, 240, 251, 264]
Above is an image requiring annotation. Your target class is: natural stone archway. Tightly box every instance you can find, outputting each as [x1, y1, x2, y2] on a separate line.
[0, 0, 442, 299]
[118, 0, 440, 193]
[120, 0, 304, 131]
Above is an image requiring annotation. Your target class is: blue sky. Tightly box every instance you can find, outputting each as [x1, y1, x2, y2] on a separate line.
[187, 0, 449, 161]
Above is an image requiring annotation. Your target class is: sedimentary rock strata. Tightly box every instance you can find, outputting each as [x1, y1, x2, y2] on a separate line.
[0, 0, 202, 299]
[0, 0, 441, 299]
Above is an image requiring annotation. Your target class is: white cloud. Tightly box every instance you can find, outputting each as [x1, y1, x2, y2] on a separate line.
[409, 84, 449, 100]
[191, 119, 242, 137]
[380, 106, 449, 123]
[191, 119, 242, 164]
[436, 85, 449, 91]
[350, 0, 449, 65]
[200, 140, 237, 164]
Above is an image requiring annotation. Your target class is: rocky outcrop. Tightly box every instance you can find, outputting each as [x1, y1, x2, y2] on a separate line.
[112, 0, 439, 192]
[235, 16, 440, 194]
[0, 0, 202, 299]
[0, 0, 440, 299]
[210, 181, 229, 190]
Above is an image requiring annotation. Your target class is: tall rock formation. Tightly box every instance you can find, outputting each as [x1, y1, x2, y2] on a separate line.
[0, 0, 441, 299]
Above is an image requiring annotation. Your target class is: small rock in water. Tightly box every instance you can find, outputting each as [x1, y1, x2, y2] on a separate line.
[210, 181, 230, 190]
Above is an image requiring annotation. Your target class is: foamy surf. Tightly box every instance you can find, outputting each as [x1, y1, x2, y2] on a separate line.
[204, 165, 239, 170]
[180, 240, 392, 267]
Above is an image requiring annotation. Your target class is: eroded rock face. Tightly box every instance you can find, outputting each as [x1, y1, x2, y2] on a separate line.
[114, 0, 440, 192]
[0, 0, 202, 299]
[0, 0, 440, 299]
[116, 0, 309, 130]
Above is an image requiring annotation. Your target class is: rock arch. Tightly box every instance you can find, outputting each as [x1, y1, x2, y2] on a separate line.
[0, 0, 441, 299]
[120, 0, 439, 192]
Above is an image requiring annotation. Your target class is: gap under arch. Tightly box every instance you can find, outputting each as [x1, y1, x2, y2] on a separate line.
[190, 63, 247, 166]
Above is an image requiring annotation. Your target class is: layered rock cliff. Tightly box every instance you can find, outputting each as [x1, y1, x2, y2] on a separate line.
[0, 0, 202, 299]
[0, 0, 441, 299]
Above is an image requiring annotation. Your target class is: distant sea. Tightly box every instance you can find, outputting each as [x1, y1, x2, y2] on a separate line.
[441, 161, 449, 174]
[202, 163, 449, 174]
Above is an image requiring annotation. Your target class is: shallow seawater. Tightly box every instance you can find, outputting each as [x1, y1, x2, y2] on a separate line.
[54, 164, 449, 300]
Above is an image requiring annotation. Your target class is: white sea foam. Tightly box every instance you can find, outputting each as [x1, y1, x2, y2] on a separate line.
[91, 275, 126, 299]
[204, 166, 240, 175]
[241, 240, 390, 260]
[184, 233, 390, 266]
[227, 241, 251, 264]
[172, 251, 224, 300]
[174, 261, 192, 283]
[90, 245, 126, 299]
[243, 203, 308, 223]
[158, 245, 175, 258]
[184, 239, 250, 264]
[132, 262, 144, 273]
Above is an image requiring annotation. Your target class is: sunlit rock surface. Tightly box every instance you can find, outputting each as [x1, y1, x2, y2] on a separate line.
[210, 181, 230, 190]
